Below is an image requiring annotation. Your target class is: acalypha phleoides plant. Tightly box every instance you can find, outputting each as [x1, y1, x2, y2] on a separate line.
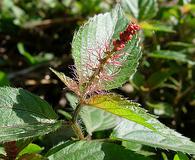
[50, 6, 141, 139]
[1, 4, 195, 160]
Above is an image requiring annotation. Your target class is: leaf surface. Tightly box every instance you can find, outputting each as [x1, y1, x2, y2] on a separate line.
[111, 119, 195, 154]
[66, 93, 118, 135]
[87, 94, 156, 130]
[0, 87, 61, 142]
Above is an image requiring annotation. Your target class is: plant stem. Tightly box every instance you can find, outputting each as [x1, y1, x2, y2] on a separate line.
[72, 122, 84, 140]
[84, 51, 113, 95]
[72, 104, 82, 123]
[71, 103, 85, 140]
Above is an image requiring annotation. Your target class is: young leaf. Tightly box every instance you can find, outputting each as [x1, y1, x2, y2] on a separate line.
[111, 119, 195, 154]
[50, 68, 80, 96]
[0, 87, 61, 142]
[86, 94, 156, 130]
[72, 5, 142, 92]
[47, 141, 152, 160]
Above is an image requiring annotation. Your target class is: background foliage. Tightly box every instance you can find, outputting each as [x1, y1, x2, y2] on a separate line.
[0, 0, 195, 159]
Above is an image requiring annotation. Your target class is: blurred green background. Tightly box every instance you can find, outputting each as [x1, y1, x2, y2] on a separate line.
[0, 0, 195, 159]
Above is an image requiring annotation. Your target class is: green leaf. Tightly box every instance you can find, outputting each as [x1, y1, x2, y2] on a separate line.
[50, 68, 80, 95]
[17, 43, 54, 65]
[0, 71, 10, 86]
[167, 42, 195, 48]
[146, 101, 174, 117]
[146, 68, 177, 90]
[16, 138, 34, 153]
[45, 141, 73, 157]
[81, 106, 119, 135]
[17, 42, 37, 65]
[57, 109, 72, 120]
[18, 143, 44, 157]
[104, 35, 142, 90]
[122, 141, 155, 156]
[0, 87, 61, 142]
[0, 147, 6, 155]
[174, 152, 189, 160]
[161, 152, 168, 160]
[48, 141, 152, 160]
[111, 119, 195, 154]
[149, 50, 195, 65]
[122, 141, 142, 151]
[86, 94, 156, 130]
[140, 21, 175, 33]
[72, 5, 142, 90]
[18, 153, 44, 160]
[130, 72, 145, 90]
[121, 0, 158, 20]
[42, 126, 75, 149]
[72, 6, 118, 78]
[66, 93, 118, 135]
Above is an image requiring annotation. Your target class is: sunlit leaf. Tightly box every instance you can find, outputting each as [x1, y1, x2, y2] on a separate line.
[66, 93, 118, 135]
[87, 94, 156, 130]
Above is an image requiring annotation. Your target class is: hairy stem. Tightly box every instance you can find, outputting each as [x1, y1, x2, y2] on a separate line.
[71, 122, 85, 140]
[83, 51, 113, 95]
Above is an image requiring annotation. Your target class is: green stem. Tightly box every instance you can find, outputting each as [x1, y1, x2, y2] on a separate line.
[72, 104, 82, 123]
[71, 104, 84, 140]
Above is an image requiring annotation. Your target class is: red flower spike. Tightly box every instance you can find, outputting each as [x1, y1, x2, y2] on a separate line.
[120, 31, 132, 42]
[113, 22, 140, 52]
[113, 40, 125, 51]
